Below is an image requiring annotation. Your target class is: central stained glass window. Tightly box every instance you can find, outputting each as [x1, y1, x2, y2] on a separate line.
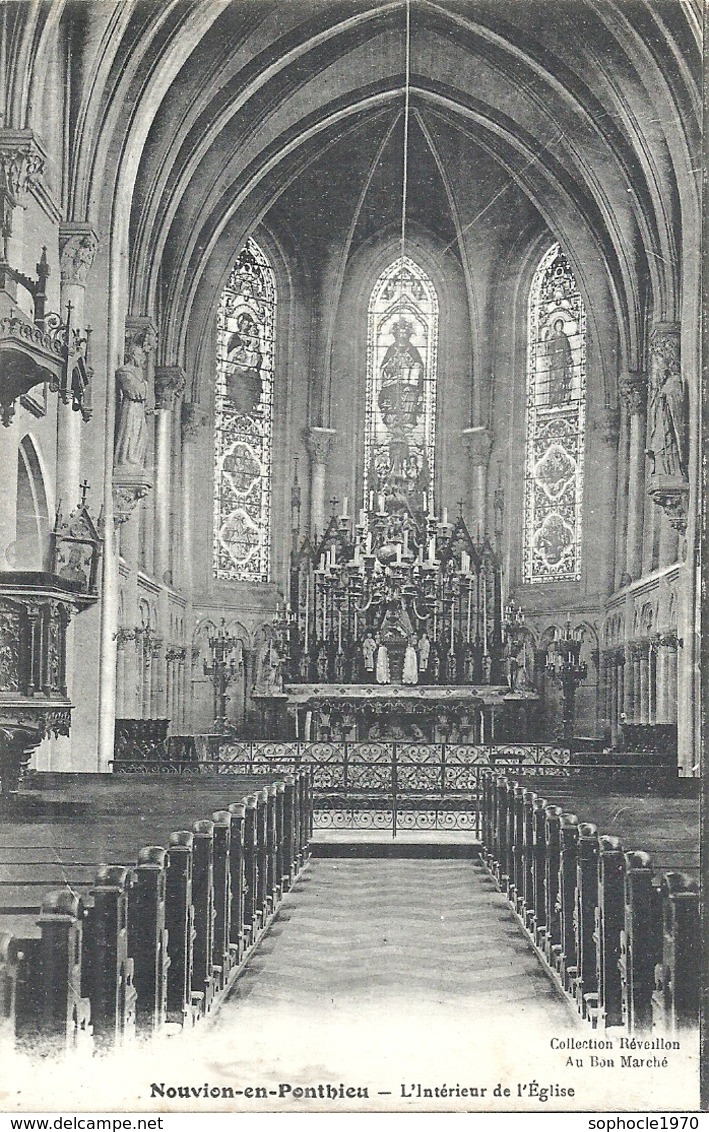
[213, 238, 276, 582]
[523, 243, 587, 583]
[364, 257, 439, 521]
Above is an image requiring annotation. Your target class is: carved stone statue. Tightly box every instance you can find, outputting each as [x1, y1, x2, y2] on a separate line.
[114, 327, 156, 469]
[648, 325, 687, 479]
[60, 233, 98, 286]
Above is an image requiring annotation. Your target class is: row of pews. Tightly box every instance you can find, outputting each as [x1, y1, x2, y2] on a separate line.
[480, 767, 700, 1035]
[0, 767, 313, 1054]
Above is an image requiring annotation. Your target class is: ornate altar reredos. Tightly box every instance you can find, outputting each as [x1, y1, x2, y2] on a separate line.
[253, 490, 538, 741]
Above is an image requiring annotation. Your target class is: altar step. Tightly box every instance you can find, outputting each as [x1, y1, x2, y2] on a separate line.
[312, 831, 481, 858]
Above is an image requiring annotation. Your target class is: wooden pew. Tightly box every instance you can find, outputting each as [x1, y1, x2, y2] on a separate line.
[478, 766, 699, 1035]
[0, 767, 313, 1050]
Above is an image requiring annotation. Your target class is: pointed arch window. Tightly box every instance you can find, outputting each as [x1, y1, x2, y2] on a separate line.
[523, 243, 587, 584]
[213, 238, 276, 583]
[363, 257, 439, 519]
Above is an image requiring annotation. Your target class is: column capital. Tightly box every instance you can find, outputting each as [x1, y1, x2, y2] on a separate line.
[0, 129, 45, 234]
[155, 365, 186, 410]
[305, 426, 336, 466]
[619, 371, 647, 414]
[461, 426, 492, 466]
[59, 224, 99, 287]
[181, 400, 208, 441]
[125, 316, 158, 362]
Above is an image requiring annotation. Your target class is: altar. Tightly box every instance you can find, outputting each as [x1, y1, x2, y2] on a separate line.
[254, 683, 539, 743]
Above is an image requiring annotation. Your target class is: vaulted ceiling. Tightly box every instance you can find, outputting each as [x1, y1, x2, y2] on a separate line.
[5, 0, 702, 377]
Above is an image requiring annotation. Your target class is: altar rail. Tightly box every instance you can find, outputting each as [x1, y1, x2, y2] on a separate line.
[480, 768, 699, 1034]
[0, 768, 312, 1053]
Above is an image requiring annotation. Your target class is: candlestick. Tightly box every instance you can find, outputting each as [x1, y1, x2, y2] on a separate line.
[304, 572, 310, 646]
[403, 529, 409, 556]
[366, 532, 372, 555]
[359, 508, 366, 527]
[483, 581, 488, 655]
[466, 583, 472, 642]
[369, 490, 374, 511]
[443, 507, 448, 526]
[342, 496, 349, 519]
[396, 543, 402, 565]
[428, 535, 435, 563]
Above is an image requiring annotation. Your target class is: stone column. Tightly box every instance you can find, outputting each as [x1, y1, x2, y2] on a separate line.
[120, 516, 141, 719]
[638, 643, 650, 724]
[619, 373, 647, 582]
[593, 408, 620, 593]
[623, 644, 634, 726]
[632, 646, 642, 724]
[667, 640, 678, 726]
[181, 402, 207, 595]
[152, 638, 166, 718]
[0, 416, 19, 566]
[614, 402, 631, 589]
[153, 367, 185, 585]
[462, 426, 492, 534]
[56, 225, 99, 513]
[306, 427, 336, 539]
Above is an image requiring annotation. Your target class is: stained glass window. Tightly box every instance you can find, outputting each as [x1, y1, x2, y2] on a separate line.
[523, 243, 586, 583]
[213, 238, 276, 582]
[364, 258, 439, 525]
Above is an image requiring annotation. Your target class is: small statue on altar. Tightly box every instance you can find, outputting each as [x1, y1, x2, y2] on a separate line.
[482, 654, 492, 684]
[446, 648, 458, 684]
[334, 646, 346, 682]
[507, 652, 519, 692]
[375, 634, 390, 685]
[402, 634, 419, 685]
[463, 642, 476, 684]
[362, 630, 376, 679]
[316, 640, 329, 682]
[417, 631, 430, 679]
[298, 646, 311, 682]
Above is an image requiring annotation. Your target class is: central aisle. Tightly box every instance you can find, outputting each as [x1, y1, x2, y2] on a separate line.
[223, 858, 575, 1017]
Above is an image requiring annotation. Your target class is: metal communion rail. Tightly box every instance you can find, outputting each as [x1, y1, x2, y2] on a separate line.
[113, 740, 572, 839]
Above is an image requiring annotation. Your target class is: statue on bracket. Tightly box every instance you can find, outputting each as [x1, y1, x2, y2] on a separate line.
[647, 326, 687, 480]
[114, 325, 157, 470]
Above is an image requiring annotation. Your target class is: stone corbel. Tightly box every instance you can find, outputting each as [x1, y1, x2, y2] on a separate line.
[112, 470, 152, 528]
[181, 400, 208, 441]
[59, 224, 99, 288]
[648, 476, 689, 535]
[619, 372, 646, 415]
[0, 130, 46, 238]
[155, 365, 186, 410]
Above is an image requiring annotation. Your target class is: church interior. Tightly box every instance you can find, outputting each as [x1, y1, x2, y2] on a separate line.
[0, 0, 703, 1107]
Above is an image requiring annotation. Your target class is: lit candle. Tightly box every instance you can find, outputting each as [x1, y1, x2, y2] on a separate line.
[422, 492, 428, 513]
[369, 490, 375, 511]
